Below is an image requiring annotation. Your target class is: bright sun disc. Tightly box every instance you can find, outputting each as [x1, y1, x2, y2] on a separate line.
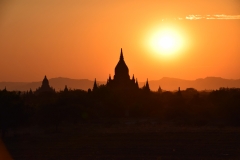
[159, 35, 176, 50]
[148, 28, 183, 57]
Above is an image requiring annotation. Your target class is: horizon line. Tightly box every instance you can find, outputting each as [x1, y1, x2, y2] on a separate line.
[1, 76, 240, 83]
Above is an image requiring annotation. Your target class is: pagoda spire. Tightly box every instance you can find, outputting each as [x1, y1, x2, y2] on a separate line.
[64, 85, 68, 92]
[29, 88, 33, 94]
[120, 48, 124, 61]
[145, 79, 150, 92]
[93, 78, 98, 92]
[136, 78, 139, 88]
[158, 86, 162, 93]
[42, 75, 50, 87]
[146, 79, 149, 87]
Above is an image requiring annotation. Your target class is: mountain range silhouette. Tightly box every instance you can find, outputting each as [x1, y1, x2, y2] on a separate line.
[1, 77, 240, 91]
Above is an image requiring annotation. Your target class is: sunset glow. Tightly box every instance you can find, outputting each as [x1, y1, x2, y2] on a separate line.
[0, 0, 239, 82]
[1, 1, 240, 158]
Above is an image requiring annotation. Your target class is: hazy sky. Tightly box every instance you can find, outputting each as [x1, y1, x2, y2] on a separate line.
[0, 0, 240, 82]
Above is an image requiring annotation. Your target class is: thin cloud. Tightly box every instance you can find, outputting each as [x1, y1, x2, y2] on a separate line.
[185, 14, 240, 20]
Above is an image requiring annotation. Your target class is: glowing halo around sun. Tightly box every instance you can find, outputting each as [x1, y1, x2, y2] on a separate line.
[147, 27, 184, 59]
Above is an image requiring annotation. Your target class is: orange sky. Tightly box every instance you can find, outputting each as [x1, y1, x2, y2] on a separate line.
[0, 0, 240, 82]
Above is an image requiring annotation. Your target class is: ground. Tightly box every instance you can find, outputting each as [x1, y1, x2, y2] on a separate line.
[3, 123, 240, 160]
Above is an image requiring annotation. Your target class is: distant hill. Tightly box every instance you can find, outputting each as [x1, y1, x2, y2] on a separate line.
[0, 78, 105, 92]
[1, 77, 240, 91]
[145, 77, 240, 91]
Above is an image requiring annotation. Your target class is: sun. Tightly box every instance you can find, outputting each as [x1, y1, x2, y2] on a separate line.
[158, 34, 176, 50]
[148, 27, 184, 58]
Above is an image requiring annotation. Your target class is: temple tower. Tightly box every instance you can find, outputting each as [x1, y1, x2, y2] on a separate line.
[114, 48, 130, 83]
[35, 75, 55, 95]
[106, 48, 139, 91]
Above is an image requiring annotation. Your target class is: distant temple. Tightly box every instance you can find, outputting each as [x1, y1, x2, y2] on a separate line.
[93, 48, 150, 92]
[35, 76, 55, 95]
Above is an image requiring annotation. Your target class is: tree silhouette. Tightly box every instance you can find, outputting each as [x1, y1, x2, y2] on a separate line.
[0, 90, 25, 138]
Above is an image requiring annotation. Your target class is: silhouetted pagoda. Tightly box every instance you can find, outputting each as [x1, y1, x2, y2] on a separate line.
[93, 48, 151, 93]
[105, 48, 139, 92]
[35, 76, 55, 95]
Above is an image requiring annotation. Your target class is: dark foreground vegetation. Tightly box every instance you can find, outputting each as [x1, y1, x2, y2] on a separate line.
[0, 87, 240, 159]
[3, 124, 240, 159]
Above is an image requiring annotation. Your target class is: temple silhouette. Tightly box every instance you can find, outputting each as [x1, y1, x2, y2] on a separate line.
[34, 48, 150, 94]
[35, 75, 55, 95]
[93, 48, 149, 92]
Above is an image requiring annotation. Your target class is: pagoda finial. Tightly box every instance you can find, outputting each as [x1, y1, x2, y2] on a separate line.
[158, 86, 162, 93]
[132, 74, 135, 81]
[93, 78, 98, 91]
[120, 48, 124, 60]
[145, 78, 150, 92]
[64, 85, 68, 92]
[29, 88, 33, 94]
[42, 75, 49, 87]
[136, 78, 139, 88]
[94, 78, 97, 84]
